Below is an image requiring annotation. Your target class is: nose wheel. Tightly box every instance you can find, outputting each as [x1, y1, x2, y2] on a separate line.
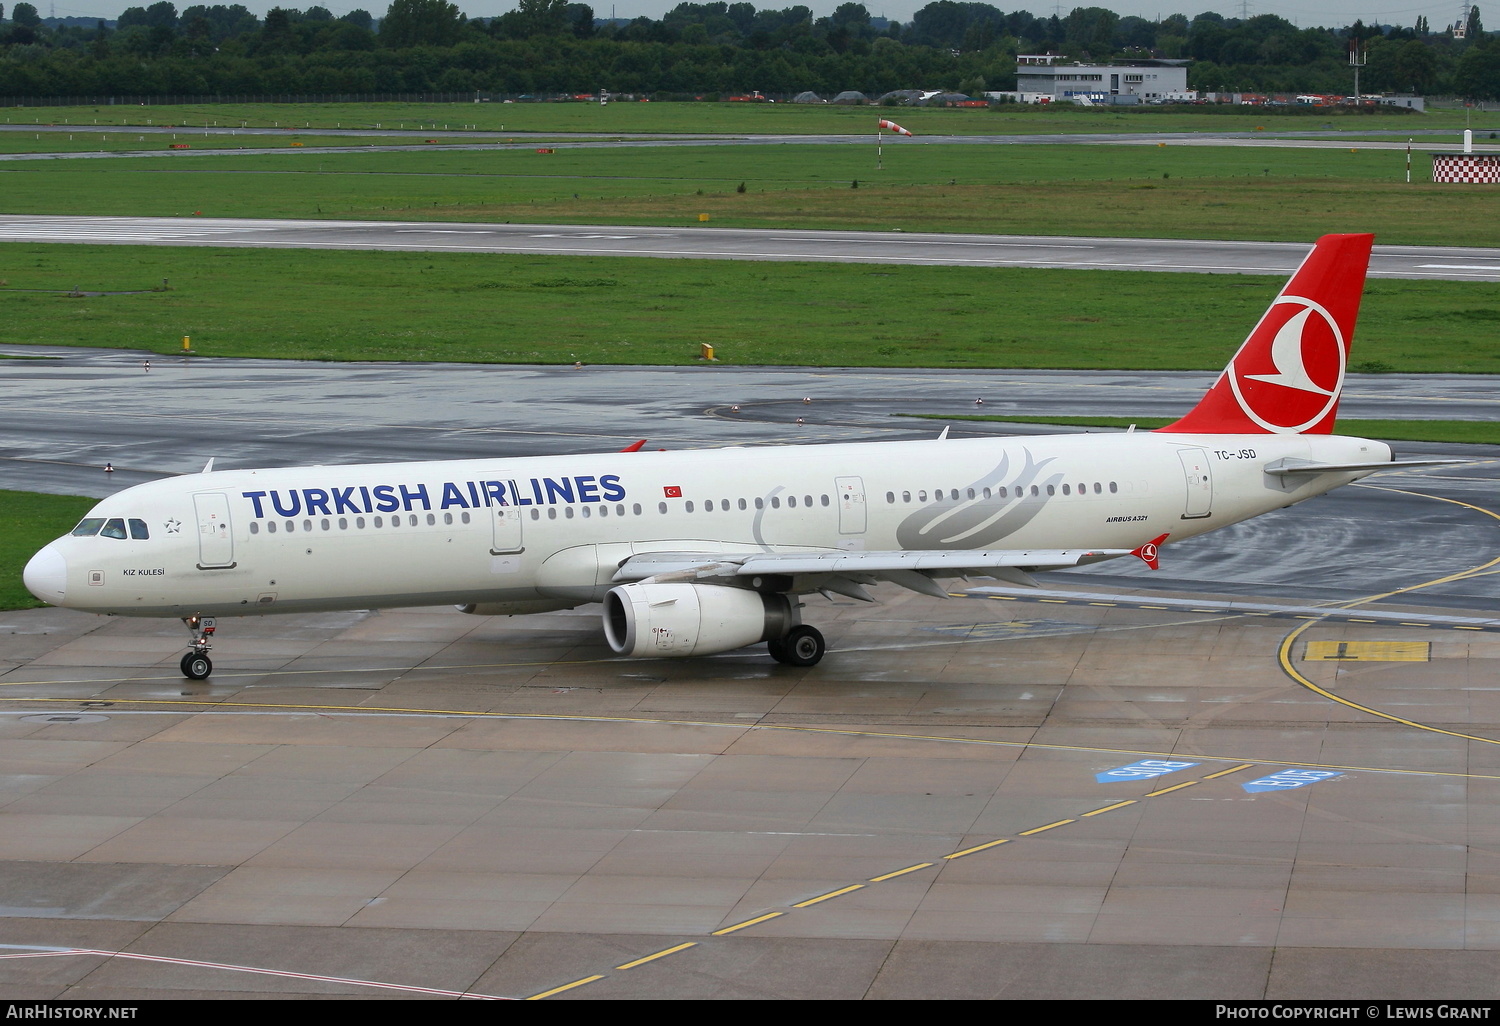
[768, 624, 825, 667]
[180, 614, 215, 680]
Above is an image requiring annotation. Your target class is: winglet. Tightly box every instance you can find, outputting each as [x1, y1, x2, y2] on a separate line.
[1131, 534, 1169, 570]
[619, 439, 647, 452]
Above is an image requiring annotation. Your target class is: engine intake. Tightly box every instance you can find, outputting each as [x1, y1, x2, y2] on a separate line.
[603, 583, 793, 658]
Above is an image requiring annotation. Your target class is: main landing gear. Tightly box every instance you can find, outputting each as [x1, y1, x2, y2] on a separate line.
[180, 614, 215, 680]
[767, 624, 825, 667]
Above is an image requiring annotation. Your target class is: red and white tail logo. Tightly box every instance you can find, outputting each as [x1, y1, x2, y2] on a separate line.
[1157, 233, 1373, 435]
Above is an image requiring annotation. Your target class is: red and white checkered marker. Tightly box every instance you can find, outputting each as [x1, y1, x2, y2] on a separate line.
[878, 119, 913, 136]
[1433, 154, 1500, 183]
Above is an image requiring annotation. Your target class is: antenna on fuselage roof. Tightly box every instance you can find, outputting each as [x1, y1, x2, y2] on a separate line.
[202, 458, 216, 473]
[937, 426, 950, 440]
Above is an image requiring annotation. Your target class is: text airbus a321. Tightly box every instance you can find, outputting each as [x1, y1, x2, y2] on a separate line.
[24, 234, 1436, 679]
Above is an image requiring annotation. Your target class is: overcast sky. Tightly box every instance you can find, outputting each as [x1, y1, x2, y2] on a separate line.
[36, 0, 1472, 34]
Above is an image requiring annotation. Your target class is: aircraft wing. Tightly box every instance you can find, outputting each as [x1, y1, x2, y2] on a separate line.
[613, 547, 1132, 599]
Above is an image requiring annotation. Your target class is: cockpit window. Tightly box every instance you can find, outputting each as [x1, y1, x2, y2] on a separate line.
[71, 518, 106, 537]
[129, 519, 149, 540]
[99, 518, 128, 540]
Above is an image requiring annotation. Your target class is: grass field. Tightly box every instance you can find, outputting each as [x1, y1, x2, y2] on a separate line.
[910, 414, 1500, 445]
[2, 142, 1497, 245]
[0, 491, 94, 610]
[2, 242, 1496, 371]
[9, 100, 1485, 137]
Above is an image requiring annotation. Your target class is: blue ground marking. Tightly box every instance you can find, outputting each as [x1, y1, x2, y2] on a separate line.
[1241, 769, 1341, 793]
[1095, 759, 1199, 783]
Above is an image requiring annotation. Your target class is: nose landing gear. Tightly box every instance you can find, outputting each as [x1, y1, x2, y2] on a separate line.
[180, 614, 215, 680]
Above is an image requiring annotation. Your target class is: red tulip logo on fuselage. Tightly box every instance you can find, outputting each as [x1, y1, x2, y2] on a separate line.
[1227, 296, 1345, 433]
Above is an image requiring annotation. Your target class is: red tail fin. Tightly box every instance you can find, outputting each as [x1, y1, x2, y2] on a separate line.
[1157, 233, 1373, 435]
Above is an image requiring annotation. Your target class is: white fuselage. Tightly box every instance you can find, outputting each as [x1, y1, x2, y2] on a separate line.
[25, 430, 1390, 619]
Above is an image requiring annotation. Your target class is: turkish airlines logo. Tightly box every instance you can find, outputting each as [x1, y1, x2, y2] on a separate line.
[1227, 296, 1345, 433]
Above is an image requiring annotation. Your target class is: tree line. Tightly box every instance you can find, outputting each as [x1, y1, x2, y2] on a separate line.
[0, 1, 1496, 101]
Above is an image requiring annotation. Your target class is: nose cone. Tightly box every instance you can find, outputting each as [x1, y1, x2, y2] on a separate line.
[23, 543, 67, 605]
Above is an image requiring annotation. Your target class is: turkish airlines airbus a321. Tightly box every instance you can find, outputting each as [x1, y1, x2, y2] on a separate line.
[25, 234, 1435, 680]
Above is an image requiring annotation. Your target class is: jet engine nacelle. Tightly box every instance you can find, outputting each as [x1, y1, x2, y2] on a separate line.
[603, 583, 794, 658]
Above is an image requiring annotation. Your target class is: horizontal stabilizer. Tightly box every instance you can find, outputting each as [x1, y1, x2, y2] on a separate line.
[1264, 457, 1469, 477]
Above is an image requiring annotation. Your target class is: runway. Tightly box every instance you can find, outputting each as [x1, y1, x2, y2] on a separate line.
[2, 214, 1499, 280]
[5, 348, 1500, 998]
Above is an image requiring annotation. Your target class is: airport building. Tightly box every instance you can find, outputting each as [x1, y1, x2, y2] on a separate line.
[1014, 54, 1192, 104]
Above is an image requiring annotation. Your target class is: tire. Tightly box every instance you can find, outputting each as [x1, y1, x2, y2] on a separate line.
[767, 636, 789, 662]
[181, 652, 212, 680]
[777, 625, 825, 667]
